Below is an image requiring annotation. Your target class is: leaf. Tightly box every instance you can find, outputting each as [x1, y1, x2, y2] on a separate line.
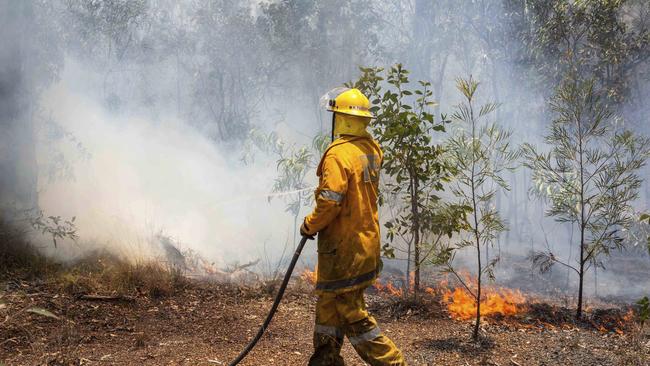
[382, 243, 396, 259]
[27, 307, 59, 320]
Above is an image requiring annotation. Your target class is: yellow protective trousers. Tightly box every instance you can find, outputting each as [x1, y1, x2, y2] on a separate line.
[308, 289, 406, 366]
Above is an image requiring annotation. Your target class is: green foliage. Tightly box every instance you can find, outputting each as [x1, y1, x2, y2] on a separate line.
[29, 210, 78, 248]
[442, 76, 519, 340]
[242, 128, 325, 216]
[637, 296, 650, 327]
[350, 64, 466, 294]
[523, 74, 650, 318]
[243, 128, 328, 249]
[273, 145, 314, 217]
[507, 0, 650, 104]
[257, 0, 381, 100]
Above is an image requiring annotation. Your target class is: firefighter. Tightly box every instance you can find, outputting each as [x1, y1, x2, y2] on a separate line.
[301, 88, 407, 366]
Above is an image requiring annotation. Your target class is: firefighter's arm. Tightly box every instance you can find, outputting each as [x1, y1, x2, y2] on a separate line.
[301, 155, 348, 235]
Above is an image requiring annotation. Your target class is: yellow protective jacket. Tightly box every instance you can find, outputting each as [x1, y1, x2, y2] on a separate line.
[304, 134, 383, 294]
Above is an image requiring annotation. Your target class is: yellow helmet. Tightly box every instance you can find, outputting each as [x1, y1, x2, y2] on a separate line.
[327, 88, 373, 118]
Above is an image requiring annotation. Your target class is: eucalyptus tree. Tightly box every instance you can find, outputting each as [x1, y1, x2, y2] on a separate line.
[257, 0, 383, 130]
[504, 0, 650, 108]
[523, 75, 650, 319]
[61, 0, 149, 110]
[352, 65, 465, 296]
[443, 77, 519, 341]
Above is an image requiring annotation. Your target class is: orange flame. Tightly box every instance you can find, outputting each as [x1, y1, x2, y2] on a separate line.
[372, 272, 417, 297]
[438, 277, 526, 320]
[301, 268, 317, 285]
[622, 309, 634, 322]
[373, 280, 404, 297]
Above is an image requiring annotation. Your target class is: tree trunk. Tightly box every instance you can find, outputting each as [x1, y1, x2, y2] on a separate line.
[472, 198, 482, 341]
[577, 248, 585, 319]
[469, 90, 481, 341]
[411, 175, 421, 297]
[577, 216, 586, 319]
[577, 111, 586, 320]
[0, 1, 39, 214]
[473, 256, 482, 341]
[405, 239, 411, 298]
[433, 53, 449, 113]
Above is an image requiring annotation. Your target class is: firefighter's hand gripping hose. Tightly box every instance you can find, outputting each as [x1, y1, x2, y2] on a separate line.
[227, 235, 311, 366]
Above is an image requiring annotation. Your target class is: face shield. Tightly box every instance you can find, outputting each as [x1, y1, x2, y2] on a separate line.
[319, 87, 350, 110]
[320, 87, 349, 142]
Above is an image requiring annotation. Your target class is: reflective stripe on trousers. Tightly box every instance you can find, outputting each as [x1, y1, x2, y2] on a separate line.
[348, 326, 382, 345]
[315, 324, 381, 345]
[309, 288, 407, 366]
[314, 324, 342, 338]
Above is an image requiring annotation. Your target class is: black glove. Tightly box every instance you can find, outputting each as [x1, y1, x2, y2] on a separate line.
[300, 221, 315, 240]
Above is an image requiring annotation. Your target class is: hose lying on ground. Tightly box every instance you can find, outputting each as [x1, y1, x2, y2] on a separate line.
[228, 235, 310, 366]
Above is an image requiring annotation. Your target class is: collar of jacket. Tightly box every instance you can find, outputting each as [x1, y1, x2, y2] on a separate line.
[316, 134, 376, 176]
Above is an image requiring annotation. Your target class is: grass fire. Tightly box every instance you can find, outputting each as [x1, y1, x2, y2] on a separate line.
[2, 1, 650, 365]
[439, 280, 526, 321]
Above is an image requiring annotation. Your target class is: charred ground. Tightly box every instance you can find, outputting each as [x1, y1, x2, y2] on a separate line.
[1, 258, 648, 366]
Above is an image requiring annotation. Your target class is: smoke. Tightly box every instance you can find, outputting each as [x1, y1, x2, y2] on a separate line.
[33, 58, 316, 268]
[0, 0, 647, 301]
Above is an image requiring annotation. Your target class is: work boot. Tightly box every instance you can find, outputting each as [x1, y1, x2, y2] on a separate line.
[308, 333, 345, 366]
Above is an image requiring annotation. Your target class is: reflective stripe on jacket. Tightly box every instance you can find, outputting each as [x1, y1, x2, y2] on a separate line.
[304, 134, 383, 294]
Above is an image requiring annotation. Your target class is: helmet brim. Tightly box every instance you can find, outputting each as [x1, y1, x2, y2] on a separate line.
[328, 106, 373, 118]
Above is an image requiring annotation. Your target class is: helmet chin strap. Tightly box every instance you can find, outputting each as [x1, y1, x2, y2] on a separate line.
[331, 113, 335, 142]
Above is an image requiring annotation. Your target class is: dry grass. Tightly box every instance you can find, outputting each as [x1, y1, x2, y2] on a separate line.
[102, 259, 186, 297]
[50, 252, 186, 298]
[1, 220, 185, 299]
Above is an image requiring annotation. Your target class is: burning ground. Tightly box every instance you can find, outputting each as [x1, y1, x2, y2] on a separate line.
[1, 263, 649, 366]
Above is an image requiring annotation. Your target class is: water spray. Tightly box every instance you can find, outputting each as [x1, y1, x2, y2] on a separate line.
[227, 235, 310, 366]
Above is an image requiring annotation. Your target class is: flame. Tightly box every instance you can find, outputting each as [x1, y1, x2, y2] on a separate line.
[372, 272, 416, 297]
[301, 269, 525, 322]
[438, 277, 526, 320]
[373, 280, 404, 297]
[622, 309, 634, 322]
[613, 309, 634, 334]
[301, 268, 317, 285]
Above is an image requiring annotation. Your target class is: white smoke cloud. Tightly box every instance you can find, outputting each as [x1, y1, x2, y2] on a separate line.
[34, 58, 316, 268]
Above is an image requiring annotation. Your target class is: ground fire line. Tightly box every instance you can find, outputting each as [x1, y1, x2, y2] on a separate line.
[300, 267, 641, 336]
[302, 269, 527, 320]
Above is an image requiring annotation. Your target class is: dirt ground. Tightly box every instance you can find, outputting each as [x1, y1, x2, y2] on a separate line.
[1, 279, 649, 366]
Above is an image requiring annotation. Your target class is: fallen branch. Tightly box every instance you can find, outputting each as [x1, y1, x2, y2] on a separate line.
[228, 259, 260, 273]
[78, 294, 136, 302]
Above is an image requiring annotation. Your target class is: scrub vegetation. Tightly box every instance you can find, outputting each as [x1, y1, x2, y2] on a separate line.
[1, 0, 650, 364]
[524, 74, 650, 320]
[351, 65, 467, 298]
[442, 77, 519, 340]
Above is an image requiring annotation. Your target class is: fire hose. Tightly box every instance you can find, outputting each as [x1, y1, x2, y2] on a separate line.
[228, 235, 310, 366]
